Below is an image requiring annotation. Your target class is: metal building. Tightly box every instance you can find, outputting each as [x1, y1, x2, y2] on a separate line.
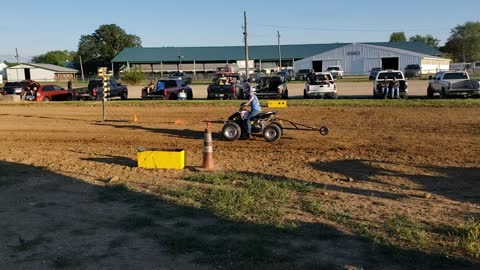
[112, 42, 447, 75]
[293, 43, 450, 75]
[6, 63, 78, 82]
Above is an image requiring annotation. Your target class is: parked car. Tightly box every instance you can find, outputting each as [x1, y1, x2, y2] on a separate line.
[294, 69, 311, 81]
[326, 66, 344, 79]
[427, 71, 480, 98]
[276, 70, 292, 82]
[142, 79, 192, 100]
[74, 78, 128, 100]
[369, 67, 382, 80]
[304, 72, 337, 99]
[404, 64, 421, 78]
[168, 72, 193, 85]
[2, 80, 36, 95]
[249, 72, 267, 83]
[30, 85, 72, 102]
[207, 72, 248, 99]
[253, 75, 288, 99]
[373, 70, 408, 99]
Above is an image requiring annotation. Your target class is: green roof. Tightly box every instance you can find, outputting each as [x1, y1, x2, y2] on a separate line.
[112, 42, 441, 64]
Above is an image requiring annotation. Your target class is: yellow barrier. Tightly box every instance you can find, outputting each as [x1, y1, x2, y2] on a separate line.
[268, 100, 287, 108]
[137, 149, 185, 169]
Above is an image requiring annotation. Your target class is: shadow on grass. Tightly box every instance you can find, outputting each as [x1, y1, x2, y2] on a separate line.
[0, 161, 478, 270]
[310, 159, 480, 205]
[236, 170, 406, 201]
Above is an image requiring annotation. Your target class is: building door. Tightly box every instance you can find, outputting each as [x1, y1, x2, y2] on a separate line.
[24, 68, 31, 80]
[382, 57, 399, 70]
[312, 61, 323, 72]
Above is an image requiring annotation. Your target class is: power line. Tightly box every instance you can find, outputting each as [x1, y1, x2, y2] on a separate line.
[254, 23, 452, 32]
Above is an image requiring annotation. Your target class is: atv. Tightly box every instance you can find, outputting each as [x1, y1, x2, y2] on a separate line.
[222, 108, 283, 142]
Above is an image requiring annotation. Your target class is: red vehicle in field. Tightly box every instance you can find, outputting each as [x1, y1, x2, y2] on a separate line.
[31, 85, 72, 101]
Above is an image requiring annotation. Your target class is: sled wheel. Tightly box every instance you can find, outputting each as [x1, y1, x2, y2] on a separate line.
[319, 126, 329, 136]
[222, 122, 241, 141]
[263, 124, 282, 142]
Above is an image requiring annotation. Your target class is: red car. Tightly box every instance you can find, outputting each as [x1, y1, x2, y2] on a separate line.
[31, 85, 72, 102]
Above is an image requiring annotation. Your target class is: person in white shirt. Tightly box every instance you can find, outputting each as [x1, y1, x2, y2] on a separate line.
[178, 89, 187, 100]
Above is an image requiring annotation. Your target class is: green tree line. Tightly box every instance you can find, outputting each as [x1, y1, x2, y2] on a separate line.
[389, 21, 480, 62]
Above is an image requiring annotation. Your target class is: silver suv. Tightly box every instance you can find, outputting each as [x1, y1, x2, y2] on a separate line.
[369, 67, 382, 80]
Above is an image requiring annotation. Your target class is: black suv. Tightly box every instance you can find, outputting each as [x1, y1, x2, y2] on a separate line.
[2, 81, 29, 95]
[404, 64, 421, 78]
[168, 72, 193, 85]
[294, 69, 310, 81]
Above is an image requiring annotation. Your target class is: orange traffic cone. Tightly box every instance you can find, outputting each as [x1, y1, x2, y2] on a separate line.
[132, 114, 138, 122]
[202, 122, 214, 169]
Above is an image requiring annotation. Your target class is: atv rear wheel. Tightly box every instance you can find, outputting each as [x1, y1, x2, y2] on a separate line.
[263, 124, 282, 142]
[222, 122, 242, 141]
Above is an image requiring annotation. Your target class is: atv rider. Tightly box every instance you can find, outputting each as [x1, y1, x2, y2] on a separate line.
[244, 87, 261, 139]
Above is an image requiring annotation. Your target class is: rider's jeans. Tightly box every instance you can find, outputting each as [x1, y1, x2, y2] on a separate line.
[246, 110, 261, 135]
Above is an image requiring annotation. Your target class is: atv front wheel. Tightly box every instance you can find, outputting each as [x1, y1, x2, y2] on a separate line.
[222, 122, 242, 141]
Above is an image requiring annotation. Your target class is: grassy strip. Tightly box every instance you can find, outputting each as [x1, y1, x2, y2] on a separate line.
[96, 175, 479, 268]
[3, 98, 480, 108]
[448, 218, 480, 258]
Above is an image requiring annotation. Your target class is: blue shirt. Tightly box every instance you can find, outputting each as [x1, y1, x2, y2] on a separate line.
[250, 93, 261, 111]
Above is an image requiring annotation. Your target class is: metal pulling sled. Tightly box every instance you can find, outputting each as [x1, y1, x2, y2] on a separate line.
[278, 118, 329, 136]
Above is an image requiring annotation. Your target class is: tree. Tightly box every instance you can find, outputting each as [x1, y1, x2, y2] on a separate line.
[409, 34, 440, 49]
[389, 32, 407, 42]
[31, 50, 76, 66]
[77, 24, 141, 74]
[443, 21, 480, 62]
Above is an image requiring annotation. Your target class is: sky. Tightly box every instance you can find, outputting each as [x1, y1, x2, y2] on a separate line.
[1, 0, 479, 62]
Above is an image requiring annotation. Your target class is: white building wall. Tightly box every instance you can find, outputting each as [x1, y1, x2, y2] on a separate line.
[6, 69, 25, 81]
[294, 43, 429, 75]
[30, 69, 55, 81]
[6, 67, 55, 81]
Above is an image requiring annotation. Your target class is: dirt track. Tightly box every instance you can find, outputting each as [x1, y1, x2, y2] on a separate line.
[0, 103, 479, 269]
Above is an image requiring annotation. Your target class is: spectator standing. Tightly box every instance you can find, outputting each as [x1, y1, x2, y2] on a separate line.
[307, 69, 317, 85]
[67, 79, 73, 92]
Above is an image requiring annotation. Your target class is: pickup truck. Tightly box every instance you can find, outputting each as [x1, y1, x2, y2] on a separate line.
[373, 70, 408, 99]
[207, 72, 247, 100]
[73, 78, 128, 100]
[142, 79, 192, 100]
[254, 75, 288, 99]
[427, 71, 480, 98]
[325, 66, 343, 79]
[304, 72, 337, 99]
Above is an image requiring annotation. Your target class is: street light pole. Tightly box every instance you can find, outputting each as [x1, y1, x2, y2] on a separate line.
[243, 11, 249, 77]
[177, 48, 183, 72]
[277, 31, 282, 70]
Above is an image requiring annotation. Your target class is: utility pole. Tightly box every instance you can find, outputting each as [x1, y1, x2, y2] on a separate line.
[15, 48, 19, 81]
[243, 11, 249, 77]
[277, 31, 282, 70]
[79, 55, 85, 83]
[15, 48, 19, 64]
